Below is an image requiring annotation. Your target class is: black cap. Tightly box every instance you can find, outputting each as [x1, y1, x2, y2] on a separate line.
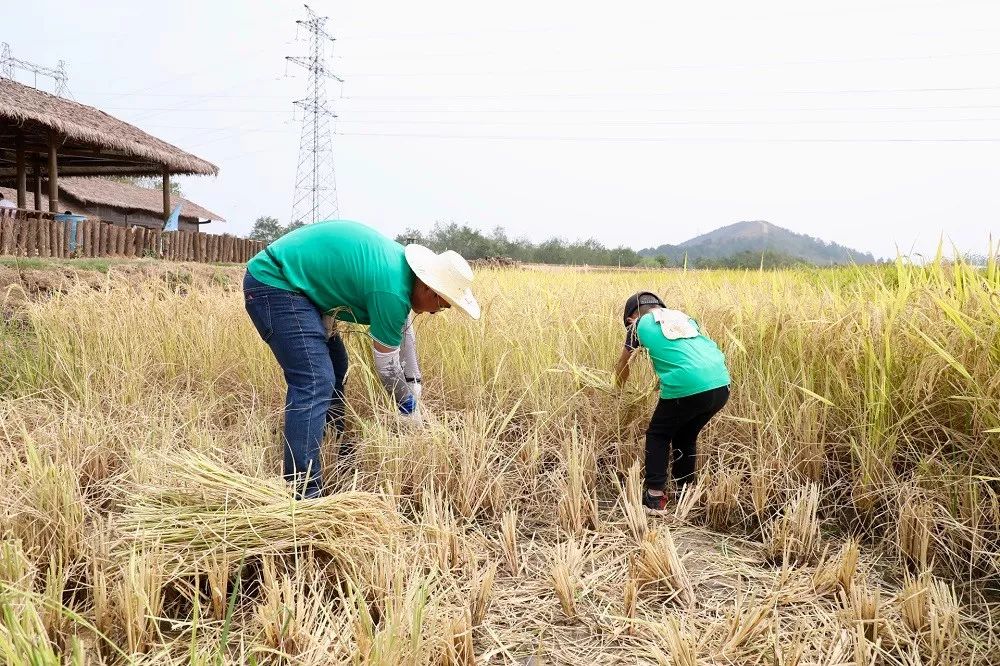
[623, 291, 665, 327]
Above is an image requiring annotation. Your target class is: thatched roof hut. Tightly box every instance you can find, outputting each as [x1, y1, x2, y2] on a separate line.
[0, 76, 218, 216]
[1, 177, 224, 232]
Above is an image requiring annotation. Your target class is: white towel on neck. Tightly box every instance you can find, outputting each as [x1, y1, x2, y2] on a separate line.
[650, 308, 699, 340]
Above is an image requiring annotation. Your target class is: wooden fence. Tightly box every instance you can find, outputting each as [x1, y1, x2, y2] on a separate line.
[0, 215, 265, 264]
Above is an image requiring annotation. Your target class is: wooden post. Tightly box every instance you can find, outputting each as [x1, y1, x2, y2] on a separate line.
[57, 220, 66, 258]
[75, 218, 84, 257]
[15, 134, 27, 209]
[39, 218, 50, 258]
[27, 217, 38, 257]
[135, 227, 146, 257]
[162, 167, 171, 224]
[15, 218, 27, 256]
[0, 218, 12, 255]
[48, 131, 59, 213]
[89, 220, 98, 258]
[33, 159, 42, 211]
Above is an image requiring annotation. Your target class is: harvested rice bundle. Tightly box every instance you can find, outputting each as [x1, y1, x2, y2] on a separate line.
[115, 452, 400, 577]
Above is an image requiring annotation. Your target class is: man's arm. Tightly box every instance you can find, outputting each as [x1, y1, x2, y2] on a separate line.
[614, 347, 634, 387]
[399, 313, 421, 400]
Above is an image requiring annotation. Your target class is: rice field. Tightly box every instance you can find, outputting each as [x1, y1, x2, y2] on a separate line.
[0, 256, 998, 664]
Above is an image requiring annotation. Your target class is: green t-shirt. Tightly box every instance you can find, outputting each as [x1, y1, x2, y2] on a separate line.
[636, 312, 730, 399]
[247, 220, 414, 347]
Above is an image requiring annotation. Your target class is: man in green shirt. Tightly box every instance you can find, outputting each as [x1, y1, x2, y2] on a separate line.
[244, 220, 480, 498]
[614, 291, 730, 514]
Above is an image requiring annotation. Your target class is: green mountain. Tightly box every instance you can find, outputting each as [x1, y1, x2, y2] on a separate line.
[639, 221, 876, 266]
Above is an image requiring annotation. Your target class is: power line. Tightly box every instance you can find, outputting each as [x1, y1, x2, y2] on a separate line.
[333, 131, 1000, 143]
[336, 50, 1000, 77]
[93, 85, 1000, 114]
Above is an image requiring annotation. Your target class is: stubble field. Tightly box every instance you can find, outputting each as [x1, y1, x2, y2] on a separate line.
[0, 257, 998, 664]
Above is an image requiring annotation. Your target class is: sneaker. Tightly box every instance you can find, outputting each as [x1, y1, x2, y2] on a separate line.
[642, 489, 670, 514]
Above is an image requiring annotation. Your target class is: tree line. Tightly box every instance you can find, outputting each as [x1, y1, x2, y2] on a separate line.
[396, 222, 646, 267]
[245, 217, 877, 269]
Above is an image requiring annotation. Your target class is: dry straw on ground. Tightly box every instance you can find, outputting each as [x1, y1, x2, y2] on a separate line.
[0, 255, 998, 664]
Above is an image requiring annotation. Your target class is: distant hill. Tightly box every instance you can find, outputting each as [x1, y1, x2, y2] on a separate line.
[639, 221, 876, 266]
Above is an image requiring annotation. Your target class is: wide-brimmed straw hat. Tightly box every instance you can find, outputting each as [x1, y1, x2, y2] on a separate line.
[404, 244, 481, 320]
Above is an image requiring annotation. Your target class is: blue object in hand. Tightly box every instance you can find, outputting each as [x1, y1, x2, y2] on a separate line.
[399, 394, 417, 415]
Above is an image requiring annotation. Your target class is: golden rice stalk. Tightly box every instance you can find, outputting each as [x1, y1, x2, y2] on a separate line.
[674, 481, 706, 523]
[750, 464, 778, 523]
[0, 541, 34, 589]
[633, 530, 695, 607]
[924, 577, 962, 662]
[812, 538, 860, 596]
[705, 470, 742, 531]
[764, 484, 821, 565]
[40, 557, 70, 645]
[117, 548, 165, 654]
[771, 629, 806, 666]
[550, 538, 584, 620]
[469, 560, 496, 627]
[556, 432, 600, 535]
[203, 549, 232, 621]
[91, 561, 113, 640]
[347, 566, 439, 666]
[3, 446, 85, 565]
[897, 489, 936, 571]
[617, 460, 648, 543]
[499, 508, 521, 576]
[253, 567, 348, 662]
[900, 570, 930, 634]
[441, 612, 475, 666]
[836, 538, 861, 593]
[115, 451, 400, 578]
[839, 583, 882, 645]
[664, 616, 699, 666]
[420, 485, 465, 571]
[0, 588, 61, 665]
[716, 594, 773, 657]
[623, 576, 638, 635]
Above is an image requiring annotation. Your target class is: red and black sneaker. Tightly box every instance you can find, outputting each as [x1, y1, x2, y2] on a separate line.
[642, 489, 670, 515]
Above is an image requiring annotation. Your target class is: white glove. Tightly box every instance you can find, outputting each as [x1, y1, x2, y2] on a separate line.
[398, 404, 423, 427]
[408, 380, 423, 402]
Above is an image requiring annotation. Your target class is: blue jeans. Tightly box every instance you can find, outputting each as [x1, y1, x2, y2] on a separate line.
[243, 272, 349, 498]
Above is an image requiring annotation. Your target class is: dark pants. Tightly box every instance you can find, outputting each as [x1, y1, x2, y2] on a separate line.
[645, 385, 729, 491]
[243, 272, 350, 499]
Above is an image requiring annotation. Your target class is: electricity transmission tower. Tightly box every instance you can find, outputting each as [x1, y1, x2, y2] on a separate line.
[287, 5, 342, 226]
[1, 42, 70, 96]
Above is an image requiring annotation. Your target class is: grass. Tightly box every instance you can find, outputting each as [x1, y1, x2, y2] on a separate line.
[0, 255, 997, 664]
[0, 257, 113, 273]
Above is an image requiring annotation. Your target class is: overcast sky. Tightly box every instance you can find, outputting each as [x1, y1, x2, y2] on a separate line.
[6, 0, 999, 258]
